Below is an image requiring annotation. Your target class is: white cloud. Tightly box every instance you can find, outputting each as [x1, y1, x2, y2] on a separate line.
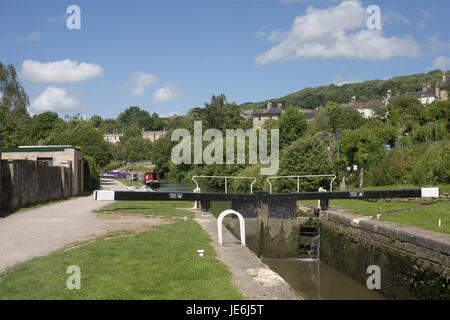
[433, 56, 450, 70]
[255, 0, 421, 65]
[30, 87, 80, 113]
[21, 59, 103, 83]
[427, 34, 450, 53]
[256, 30, 288, 43]
[17, 31, 40, 42]
[152, 85, 182, 103]
[130, 72, 158, 96]
[333, 76, 362, 86]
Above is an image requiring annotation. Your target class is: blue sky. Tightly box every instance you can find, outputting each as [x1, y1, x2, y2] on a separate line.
[1, 0, 449, 119]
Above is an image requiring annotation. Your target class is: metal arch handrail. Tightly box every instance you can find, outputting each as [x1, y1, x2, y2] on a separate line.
[266, 175, 337, 194]
[192, 176, 257, 194]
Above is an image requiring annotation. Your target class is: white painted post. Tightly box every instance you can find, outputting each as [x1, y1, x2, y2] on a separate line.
[318, 187, 327, 209]
[217, 210, 246, 246]
[193, 187, 201, 209]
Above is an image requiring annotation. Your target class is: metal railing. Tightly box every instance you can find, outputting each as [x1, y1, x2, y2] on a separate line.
[266, 175, 337, 194]
[192, 176, 257, 194]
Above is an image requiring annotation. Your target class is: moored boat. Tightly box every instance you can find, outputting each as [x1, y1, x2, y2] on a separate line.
[144, 172, 160, 188]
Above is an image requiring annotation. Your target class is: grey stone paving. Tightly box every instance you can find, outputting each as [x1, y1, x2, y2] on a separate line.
[193, 209, 302, 300]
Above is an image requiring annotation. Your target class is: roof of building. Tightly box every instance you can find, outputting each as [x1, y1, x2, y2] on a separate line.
[421, 88, 437, 98]
[253, 108, 283, 116]
[2, 145, 80, 153]
[405, 92, 422, 98]
[342, 98, 385, 110]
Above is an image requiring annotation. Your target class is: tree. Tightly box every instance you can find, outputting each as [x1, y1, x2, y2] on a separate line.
[44, 122, 112, 167]
[278, 136, 334, 192]
[0, 62, 32, 147]
[203, 94, 226, 130]
[337, 108, 364, 130]
[89, 114, 103, 128]
[387, 96, 424, 128]
[278, 106, 308, 147]
[117, 106, 153, 130]
[31, 111, 64, 143]
[324, 102, 342, 132]
[340, 128, 385, 187]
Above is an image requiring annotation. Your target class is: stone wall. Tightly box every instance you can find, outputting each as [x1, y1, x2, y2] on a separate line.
[320, 209, 449, 299]
[1, 160, 71, 211]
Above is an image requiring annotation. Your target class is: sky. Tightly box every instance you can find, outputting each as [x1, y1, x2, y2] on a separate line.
[1, 0, 450, 119]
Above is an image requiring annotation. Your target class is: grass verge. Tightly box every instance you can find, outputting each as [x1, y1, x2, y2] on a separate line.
[0, 208, 243, 299]
[119, 179, 143, 188]
[380, 202, 450, 234]
[97, 200, 194, 218]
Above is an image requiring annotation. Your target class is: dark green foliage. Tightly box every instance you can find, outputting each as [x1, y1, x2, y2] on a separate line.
[278, 106, 308, 147]
[44, 121, 112, 167]
[278, 136, 335, 192]
[0, 63, 32, 147]
[31, 111, 64, 143]
[83, 155, 100, 192]
[240, 69, 449, 111]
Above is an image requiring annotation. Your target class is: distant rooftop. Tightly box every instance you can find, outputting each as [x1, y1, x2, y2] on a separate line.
[18, 145, 76, 149]
[3, 145, 80, 153]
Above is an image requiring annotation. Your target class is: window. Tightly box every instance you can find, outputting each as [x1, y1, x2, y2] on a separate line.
[37, 157, 53, 166]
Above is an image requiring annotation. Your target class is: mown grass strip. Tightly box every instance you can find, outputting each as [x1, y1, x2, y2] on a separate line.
[0, 219, 243, 299]
[97, 200, 194, 218]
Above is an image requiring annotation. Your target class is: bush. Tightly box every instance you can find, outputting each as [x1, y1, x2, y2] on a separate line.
[367, 140, 450, 186]
[84, 155, 100, 192]
[278, 136, 335, 192]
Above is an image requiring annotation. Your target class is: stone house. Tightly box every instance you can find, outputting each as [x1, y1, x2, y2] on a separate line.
[341, 90, 392, 119]
[405, 72, 449, 104]
[252, 102, 284, 129]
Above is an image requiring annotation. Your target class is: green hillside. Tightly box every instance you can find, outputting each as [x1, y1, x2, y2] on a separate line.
[239, 69, 449, 111]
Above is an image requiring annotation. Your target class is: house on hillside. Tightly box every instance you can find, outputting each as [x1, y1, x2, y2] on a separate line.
[104, 129, 124, 144]
[341, 89, 392, 119]
[241, 109, 254, 120]
[103, 128, 166, 143]
[141, 128, 166, 142]
[252, 101, 284, 129]
[405, 72, 449, 104]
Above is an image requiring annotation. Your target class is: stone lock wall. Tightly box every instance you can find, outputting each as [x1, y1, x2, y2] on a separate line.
[320, 210, 449, 300]
[208, 192, 301, 258]
[1, 160, 71, 211]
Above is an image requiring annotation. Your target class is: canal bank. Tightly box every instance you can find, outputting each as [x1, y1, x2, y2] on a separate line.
[192, 208, 301, 300]
[159, 181, 448, 300]
[319, 208, 450, 300]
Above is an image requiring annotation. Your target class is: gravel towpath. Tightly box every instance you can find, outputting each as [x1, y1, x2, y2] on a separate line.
[0, 178, 168, 273]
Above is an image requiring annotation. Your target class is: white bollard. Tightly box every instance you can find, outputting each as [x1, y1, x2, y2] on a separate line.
[197, 249, 204, 257]
[438, 219, 441, 228]
[193, 188, 201, 209]
[318, 187, 327, 209]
